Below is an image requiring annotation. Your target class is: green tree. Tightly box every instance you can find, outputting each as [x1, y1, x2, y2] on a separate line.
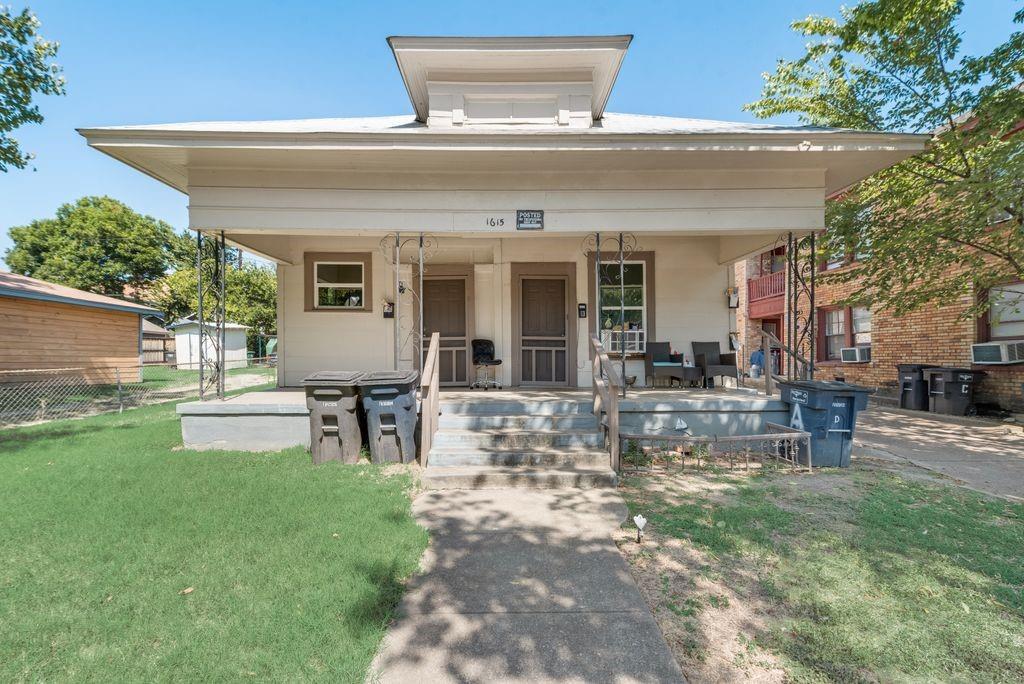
[151, 262, 277, 341]
[747, 0, 1024, 316]
[5, 196, 177, 295]
[1, 6, 64, 171]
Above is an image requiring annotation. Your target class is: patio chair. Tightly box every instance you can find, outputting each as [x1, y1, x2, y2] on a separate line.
[692, 341, 739, 389]
[645, 342, 686, 387]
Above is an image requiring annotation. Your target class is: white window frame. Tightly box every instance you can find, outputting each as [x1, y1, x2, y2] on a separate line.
[599, 261, 647, 353]
[314, 261, 365, 310]
[851, 306, 872, 347]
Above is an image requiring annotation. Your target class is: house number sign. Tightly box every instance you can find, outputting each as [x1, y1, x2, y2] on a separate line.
[484, 217, 505, 228]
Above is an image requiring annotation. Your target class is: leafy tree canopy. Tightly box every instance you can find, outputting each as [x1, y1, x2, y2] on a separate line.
[5, 196, 177, 296]
[0, 6, 64, 171]
[747, 0, 1024, 316]
[150, 262, 277, 338]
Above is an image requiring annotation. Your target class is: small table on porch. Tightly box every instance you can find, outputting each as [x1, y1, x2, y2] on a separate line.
[650, 365, 703, 388]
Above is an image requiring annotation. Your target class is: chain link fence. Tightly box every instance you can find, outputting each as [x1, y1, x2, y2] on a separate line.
[0, 359, 277, 428]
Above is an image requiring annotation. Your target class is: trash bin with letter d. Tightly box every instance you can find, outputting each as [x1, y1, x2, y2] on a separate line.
[779, 380, 874, 468]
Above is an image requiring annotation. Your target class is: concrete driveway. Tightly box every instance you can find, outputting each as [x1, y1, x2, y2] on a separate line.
[369, 489, 684, 683]
[855, 407, 1024, 501]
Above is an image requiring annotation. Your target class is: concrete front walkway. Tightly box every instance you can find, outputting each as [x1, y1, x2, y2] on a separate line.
[855, 406, 1024, 501]
[369, 489, 684, 683]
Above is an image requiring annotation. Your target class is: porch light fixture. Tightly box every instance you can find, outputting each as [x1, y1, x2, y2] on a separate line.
[633, 513, 647, 543]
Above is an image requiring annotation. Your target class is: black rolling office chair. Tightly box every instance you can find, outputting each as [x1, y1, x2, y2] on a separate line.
[471, 339, 502, 390]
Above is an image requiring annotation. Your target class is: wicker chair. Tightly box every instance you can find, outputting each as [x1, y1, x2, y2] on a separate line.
[645, 342, 686, 387]
[692, 341, 739, 388]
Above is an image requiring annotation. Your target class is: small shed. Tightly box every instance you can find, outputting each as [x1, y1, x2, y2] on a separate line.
[169, 316, 248, 370]
[142, 318, 175, 364]
[0, 270, 161, 383]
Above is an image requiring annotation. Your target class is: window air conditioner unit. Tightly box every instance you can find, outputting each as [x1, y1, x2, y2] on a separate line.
[972, 340, 1024, 365]
[840, 346, 871, 363]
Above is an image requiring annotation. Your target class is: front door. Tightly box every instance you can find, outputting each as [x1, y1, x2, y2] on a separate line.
[423, 278, 469, 386]
[519, 277, 569, 385]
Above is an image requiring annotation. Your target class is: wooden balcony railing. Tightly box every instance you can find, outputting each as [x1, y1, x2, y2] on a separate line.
[748, 271, 785, 302]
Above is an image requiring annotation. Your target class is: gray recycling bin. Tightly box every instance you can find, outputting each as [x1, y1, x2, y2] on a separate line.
[303, 371, 364, 464]
[779, 380, 874, 468]
[922, 367, 987, 416]
[897, 364, 938, 411]
[360, 370, 419, 464]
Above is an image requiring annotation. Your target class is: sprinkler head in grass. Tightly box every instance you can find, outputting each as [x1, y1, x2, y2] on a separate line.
[633, 514, 647, 543]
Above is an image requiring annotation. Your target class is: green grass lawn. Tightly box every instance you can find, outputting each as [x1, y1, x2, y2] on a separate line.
[139, 364, 276, 391]
[0, 395, 428, 682]
[621, 469, 1024, 682]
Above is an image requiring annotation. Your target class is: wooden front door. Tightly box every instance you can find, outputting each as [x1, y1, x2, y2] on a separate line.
[519, 277, 569, 385]
[423, 278, 469, 386]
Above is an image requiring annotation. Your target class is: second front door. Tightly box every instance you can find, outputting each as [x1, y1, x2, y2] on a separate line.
[519, 277, 569, 385]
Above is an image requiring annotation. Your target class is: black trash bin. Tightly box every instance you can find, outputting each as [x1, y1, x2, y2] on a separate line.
[360, 370, 419, 464]
[778, 380, 874, 468]
[302, 371, 365, 464]
[922, 368, 987, 416]
[897, 364, 938, 411]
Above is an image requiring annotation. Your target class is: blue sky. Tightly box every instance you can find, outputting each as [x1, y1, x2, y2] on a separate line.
[0, 0, 1015, 267]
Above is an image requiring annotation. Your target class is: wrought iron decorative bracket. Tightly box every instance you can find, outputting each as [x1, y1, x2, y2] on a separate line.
[197, 230, 227, 400]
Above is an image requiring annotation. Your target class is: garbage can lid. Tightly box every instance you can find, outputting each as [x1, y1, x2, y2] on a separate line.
[778, 379, 875, 393]
[302, 371, 365, 386]
[922, 367, 986, 378]
[896, 363, 939, 372]
[359, 369, 419, 387]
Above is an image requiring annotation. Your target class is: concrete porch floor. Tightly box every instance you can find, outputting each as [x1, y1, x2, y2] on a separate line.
[176, 385, 789, 450]
[209, 385, 771, 405]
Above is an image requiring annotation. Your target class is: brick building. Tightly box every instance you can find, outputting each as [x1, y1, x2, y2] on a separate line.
[734, 241, 1024, 412]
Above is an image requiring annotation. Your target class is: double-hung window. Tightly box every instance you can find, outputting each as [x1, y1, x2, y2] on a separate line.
[822, 309, 846, 361]
[988, 283, 1024, 339]
[819, 306, 872, 361]
[314, 262, 364, 309]
[599, 262, 646, 353]
[852, 306, 872, 346]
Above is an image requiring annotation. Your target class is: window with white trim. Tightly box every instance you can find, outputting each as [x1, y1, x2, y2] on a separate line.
[852, 306, 872, 346]
[823, 308, 846, 361]
[314, 262, 364, 309]
[599, 262, 646, 353]
[989, 283, 1024, 339]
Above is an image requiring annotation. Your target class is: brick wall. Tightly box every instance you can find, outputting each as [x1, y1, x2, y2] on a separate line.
[734, 259, 762, 367]
[734, 252, 1024, 412]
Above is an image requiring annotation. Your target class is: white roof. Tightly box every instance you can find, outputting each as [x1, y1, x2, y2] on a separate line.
[169, 316, 248, 331]
[82, 112, 874, 137]
[387, 35, 633, 122]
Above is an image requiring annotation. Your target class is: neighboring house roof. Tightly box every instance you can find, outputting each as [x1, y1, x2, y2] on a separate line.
[168, 315, 248, 331]
[142, 318, 173, 337]
[0, 270, 161, 316]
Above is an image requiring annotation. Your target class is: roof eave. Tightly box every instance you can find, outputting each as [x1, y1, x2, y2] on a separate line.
[0, 287, 161, 316]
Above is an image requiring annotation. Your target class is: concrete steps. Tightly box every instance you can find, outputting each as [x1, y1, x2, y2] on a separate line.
[428, 447, 610, 468]
[423, 398, 616, 490]
[432, 428, 605, 449]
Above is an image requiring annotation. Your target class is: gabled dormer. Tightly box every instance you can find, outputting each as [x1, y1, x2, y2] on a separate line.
[387, 35, 632, 128]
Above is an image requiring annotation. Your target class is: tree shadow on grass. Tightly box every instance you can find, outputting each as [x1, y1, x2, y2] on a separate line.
[0, 422, 133, 455]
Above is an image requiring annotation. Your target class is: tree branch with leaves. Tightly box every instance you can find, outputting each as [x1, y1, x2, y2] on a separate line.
[747, 0, 1024, 318]
[0, 6, 64, 171]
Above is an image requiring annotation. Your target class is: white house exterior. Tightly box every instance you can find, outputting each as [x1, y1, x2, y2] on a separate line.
[169, 318, 248, 370]
[80, 35, 927, 390]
